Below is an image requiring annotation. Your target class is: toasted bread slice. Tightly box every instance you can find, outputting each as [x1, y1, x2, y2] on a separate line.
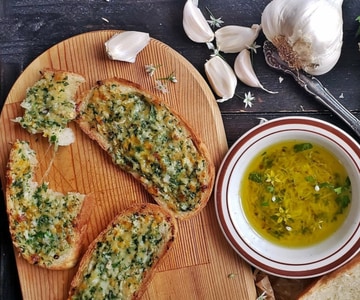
[298, 254, 360, 299]
[5, 140, 93, 269]
[76, 78, 215, 219]
[68, 203, 177, 300]
[14, 69, 85, 147]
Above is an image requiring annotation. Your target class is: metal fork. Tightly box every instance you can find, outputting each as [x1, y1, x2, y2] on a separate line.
[263, 40, 360, 139]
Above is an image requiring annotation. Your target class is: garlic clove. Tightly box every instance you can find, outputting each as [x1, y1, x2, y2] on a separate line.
[205, 56, 237, 102]
[183, 0, 214, 43]
[234, 49, 277, 94]
[261, 0, 343, 75]
[105, 31, 150, 63]
[215, 24, 261, 53]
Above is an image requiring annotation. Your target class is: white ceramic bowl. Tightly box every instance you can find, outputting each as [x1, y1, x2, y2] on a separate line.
[215, 116, 360, 279]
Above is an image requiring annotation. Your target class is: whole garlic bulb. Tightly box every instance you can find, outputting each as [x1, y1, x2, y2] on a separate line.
[261, 0, 343, 75]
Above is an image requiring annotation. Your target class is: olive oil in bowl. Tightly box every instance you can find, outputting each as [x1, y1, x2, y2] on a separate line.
[241, 141, 351, 248]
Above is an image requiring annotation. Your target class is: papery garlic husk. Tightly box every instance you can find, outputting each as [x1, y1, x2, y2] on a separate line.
[215, 24, 261, 53]
[105, 31, 150, 63]
[261, 0, 343, 75]
[205, 56, 237, 102]
[183, 0, 214, 43]
[234, 49, 276, 94]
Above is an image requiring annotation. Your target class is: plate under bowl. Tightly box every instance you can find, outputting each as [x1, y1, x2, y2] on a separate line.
[215, 116, 360, 278]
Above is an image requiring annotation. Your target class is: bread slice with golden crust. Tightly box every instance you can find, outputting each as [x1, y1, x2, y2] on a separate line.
[68, 203, 178, 300]
[5, 140, 93, 269]
[14, 69, 85, 148]
[298, 254, 360, 299]
[75, 78, 215, 220]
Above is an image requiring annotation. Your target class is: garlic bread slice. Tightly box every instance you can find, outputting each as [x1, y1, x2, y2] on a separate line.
[6, 140, 93, 269]
[14, 69, 85, 147]
[76, 78, 215, 219]
[68, 203, 177, 300]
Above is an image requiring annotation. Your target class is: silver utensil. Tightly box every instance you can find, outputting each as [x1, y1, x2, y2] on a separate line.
[263, 40, 360, 139]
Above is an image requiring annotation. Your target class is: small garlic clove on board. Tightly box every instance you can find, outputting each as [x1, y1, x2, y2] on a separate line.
[234, 49, 277, 94]
[105, 31, 150, 63]
[183, 0, 214, 43]
[215, 24, 261, 53]
[205, 56, 237, 102]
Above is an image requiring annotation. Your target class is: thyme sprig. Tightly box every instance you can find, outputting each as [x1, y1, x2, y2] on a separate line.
[356, 16, 360, 37]
[145, 64, 177, 94]
[206, 8, 224, 28]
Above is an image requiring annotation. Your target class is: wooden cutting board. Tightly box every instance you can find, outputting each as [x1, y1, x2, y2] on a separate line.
[0, 30, 256, 300]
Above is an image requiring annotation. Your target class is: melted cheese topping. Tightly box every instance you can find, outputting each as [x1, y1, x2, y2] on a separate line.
[14, 71, 83, 146]
[7, 140, 85, 266]
[80, 83, 211, 214]
[70, 211, 172, 299]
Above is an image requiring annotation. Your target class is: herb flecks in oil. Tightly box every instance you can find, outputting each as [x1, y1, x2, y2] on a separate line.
[242, 141, 351, 247]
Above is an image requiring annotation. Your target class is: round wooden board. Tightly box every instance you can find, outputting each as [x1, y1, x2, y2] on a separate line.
[0, 30, 256, 300]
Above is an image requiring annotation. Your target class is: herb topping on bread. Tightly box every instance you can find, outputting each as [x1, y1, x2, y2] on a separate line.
[68, 203, 177, 300]
[14, 69, 85, 147]
[5, 140, 93, 269]
[76, 78, 215, 219]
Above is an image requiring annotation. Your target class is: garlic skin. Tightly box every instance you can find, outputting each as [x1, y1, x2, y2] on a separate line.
[261, 0, 343, 75]
[183, 0, 214, 43]
[105, 31, 150, 63]
[234, 49, 276, 94]
[205, 56, 237, 102]
[215, 24, 261, 53]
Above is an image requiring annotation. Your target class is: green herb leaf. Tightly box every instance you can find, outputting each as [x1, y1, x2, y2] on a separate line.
[356, 16, 360, 37]
[319, 182, 334, 189]
[266, 185, 275, 193]
[305, 176, 316, 183]
[336, 195, 351, 212]
[333, 187, 342, 195]
[248, 172, 263, 183]
[293, 143, 313, 152]
[345, 176, 351, 188]
[50, 135, 57, 143]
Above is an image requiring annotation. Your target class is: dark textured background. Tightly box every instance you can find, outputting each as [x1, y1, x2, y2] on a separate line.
[1, 1, 360, 299]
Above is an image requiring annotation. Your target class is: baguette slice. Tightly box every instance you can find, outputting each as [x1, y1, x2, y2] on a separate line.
[76, 78, 215, 219]
[68, 203, 178, 300]
[298, 254, 360, 299]
[5, 140, 93, 269]
[14, 69, 85, 147]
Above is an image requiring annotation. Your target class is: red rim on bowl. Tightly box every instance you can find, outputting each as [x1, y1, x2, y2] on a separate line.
[215, 116, 360, 278]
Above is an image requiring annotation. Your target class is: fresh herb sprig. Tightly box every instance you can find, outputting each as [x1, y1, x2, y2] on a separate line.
[356, 16, 360, 37]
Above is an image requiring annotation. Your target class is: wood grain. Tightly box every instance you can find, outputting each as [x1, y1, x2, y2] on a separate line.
[0, 30, 256, 299]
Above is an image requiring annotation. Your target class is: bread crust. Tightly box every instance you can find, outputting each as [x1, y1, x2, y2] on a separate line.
[68, 203, 178, 299]
[5, 140, 94, 270]
[298, 254, 360, 299]
[76, 78, 215, 220]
